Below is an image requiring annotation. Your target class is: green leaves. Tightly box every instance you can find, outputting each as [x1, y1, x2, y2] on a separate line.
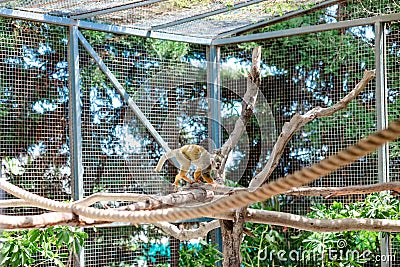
[179, 240, 222, 267]
[0, 226, 87, 267]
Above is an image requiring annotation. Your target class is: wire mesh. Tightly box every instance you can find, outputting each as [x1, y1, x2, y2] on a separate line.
[78, 33, 210, 196]
[387, 21, 400, 182]
[219, 19, 385, 267]
[94, 0, 250, 30]
[84, 225, 178, 267]
[387, 20, 400, 267]
[0, 1, 400, 267]
[221, 26, 377, 188]
[0, 0, 138, 15]
[78, 32, 211, 266]
[0, 18, 70, 212]
[92, 0, 325, 39]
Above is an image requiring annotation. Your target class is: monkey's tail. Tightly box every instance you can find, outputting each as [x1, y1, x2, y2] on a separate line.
[154, 153, 169, 172]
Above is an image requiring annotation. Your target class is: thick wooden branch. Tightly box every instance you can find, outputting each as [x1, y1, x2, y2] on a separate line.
[285, 182, 400, 197]
[244, 209, 400, 232]
[217, 209, 400, 232]
[119, 185, 214, 211]
[249, 69, 376, 190]
[0, 179, 214, 211]
[154, 221, 220, 241]
[215, 46, 262, 184]
[5, 208, 400, 234]
[0, 212, 110, 229]
[75, 192, 152, 207]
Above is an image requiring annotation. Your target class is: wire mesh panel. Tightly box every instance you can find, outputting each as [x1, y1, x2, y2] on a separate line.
[1, 1, 400, 267]
[0, 17, 73, 267]
[78, 33, 210, 196]
[0, 0, 138, 15]
[85, 225, 177, 267]
[0, 18, 70, 211]
[220, 10, 384, 266]
[222, 28, 377, 186]
[387, 21, 400, 182]
[387, 20, 400, 266]
[78, 31, 212, 266]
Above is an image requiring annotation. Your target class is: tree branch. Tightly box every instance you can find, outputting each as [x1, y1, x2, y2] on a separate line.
[5, 208, 400, 234]
[219, 209, 400, 232]
[0, 213, 110, 229]
[285, 182, 400, 197]
[154, 221, 220, 241]
[249, 69, 376, 190]
[214, 46, 262, 184]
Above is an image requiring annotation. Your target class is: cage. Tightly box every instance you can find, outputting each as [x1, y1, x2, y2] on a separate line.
[0, 0, 399, 266]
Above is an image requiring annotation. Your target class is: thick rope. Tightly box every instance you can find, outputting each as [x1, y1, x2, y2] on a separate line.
[0, 179, 72, 212]
[69, 120, 400, 223]
[1, 121, 399, 223]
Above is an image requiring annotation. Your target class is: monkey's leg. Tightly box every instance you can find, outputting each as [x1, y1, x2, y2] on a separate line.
[194, 169, 202, 182]
[201, 171, 218, 189]
[173, 170, 193, 191]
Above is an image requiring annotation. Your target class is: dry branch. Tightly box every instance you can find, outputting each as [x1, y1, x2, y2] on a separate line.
[219, 209, 400, 232]
[249, 69, 376, 190]
[214, 46, 262, 184]
[154, 221, 220, 241]
[0, 213, 110, 229]
[120, 186, 214, 211]
[286, 182, 400, 197]
[5, 208, 400, 234]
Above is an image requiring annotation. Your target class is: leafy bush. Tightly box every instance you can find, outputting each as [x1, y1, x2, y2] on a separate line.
[179, 240, 222, 267]
[0, 226, 87, 267]
[241, 192, 400, 267]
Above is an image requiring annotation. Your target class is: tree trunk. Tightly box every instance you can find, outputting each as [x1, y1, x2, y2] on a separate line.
[219, 207, 246, 267]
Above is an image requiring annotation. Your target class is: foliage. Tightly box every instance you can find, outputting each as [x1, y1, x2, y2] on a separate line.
[0, 226, 87, 267]
[241, 192, 400, 266]
[241, 223, 294, 267]
[179, 240, 223, 267]
[145, 39, 190, 60]
[297, 192, 400, 266]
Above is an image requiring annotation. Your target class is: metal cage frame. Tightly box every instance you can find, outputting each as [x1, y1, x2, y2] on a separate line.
[0, 1, 399, 266]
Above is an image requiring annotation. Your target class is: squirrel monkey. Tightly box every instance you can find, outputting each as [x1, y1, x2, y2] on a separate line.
[154, 144, 220, 190]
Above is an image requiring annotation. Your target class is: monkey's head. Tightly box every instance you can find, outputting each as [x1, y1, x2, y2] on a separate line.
[210, 154, 222, 170]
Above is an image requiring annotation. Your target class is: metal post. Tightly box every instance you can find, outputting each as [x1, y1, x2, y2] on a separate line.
[375, 21, 390, 267]
[207, 45, 221, 150]
[68, 25, 84, 267]
[206, 45, 222, 265]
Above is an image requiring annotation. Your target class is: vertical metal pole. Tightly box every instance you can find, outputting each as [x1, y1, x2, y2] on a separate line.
[206, 45, 222, 265]
[68, 25, 84, 267]
[207, 45, 221, 150]
[375, 21, 390, 267]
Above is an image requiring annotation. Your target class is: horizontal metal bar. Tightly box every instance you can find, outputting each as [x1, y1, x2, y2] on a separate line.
[77, 30, 171, 153]
[0, 7, 75, 25]
[212, 15, 380, 45]
[151, 0, 265, 31]
[376, 13, 400, 22]
[71, 0, 167, 19]
[216, 0, 347, 39]
[78, 20, 213, 45]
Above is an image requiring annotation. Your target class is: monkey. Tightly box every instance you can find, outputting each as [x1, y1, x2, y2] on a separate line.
[154, 144, 220, 190]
